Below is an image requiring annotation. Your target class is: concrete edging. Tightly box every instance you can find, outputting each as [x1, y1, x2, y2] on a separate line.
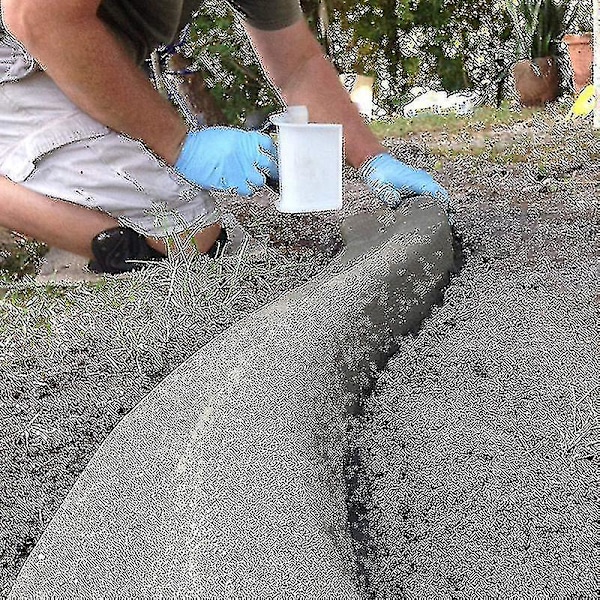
[10, 199, 455, 598]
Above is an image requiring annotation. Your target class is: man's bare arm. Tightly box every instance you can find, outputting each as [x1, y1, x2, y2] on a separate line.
[244, 19, 386, 169]
[1, 0, 187, 165]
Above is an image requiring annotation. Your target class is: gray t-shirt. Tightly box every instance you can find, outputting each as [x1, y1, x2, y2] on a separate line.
[98, 0, 303, 63]
[0, 0, 303, 80]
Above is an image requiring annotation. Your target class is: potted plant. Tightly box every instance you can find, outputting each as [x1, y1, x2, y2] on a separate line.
[563, 32, 593, 93]
[562, 5, 593, 94]
[505, 0, 578, 106]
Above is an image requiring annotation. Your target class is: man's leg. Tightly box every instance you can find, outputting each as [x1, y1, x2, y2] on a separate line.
[0, 70, 222, 267]
[0, 176, 222, 259]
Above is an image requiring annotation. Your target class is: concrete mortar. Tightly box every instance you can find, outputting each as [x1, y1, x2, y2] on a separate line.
[9, 198, 454, 598]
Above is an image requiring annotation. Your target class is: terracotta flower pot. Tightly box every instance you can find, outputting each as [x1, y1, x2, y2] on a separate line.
[563, 33, 593, 94]
[513, 57, 560, 107]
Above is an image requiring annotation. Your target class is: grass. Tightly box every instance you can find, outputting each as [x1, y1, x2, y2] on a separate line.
[0, 100, 596, 285]
[365, 100, 586, 166]
[0, 248, 324, 384]
[371, 99, 600, 169]
[0, 236, 47, 281]
[561, 385, 600, 461]
[369, 101, 543, 139]
[15, 411, 58, 456]
[1, 246, 331, 597]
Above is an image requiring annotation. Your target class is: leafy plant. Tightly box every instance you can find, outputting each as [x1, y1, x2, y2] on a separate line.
[326, 0, 513, 111]
[181, 1, 281, 126]
[0, 233, 47, 280]
[178, 0, 528, 122]
[505, 0, 579, 59]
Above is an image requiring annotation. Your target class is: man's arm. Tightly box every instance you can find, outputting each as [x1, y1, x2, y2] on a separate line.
[1, 0, 186, 165]
[245, 18, 448, 204]
[243, 19, 386, 169]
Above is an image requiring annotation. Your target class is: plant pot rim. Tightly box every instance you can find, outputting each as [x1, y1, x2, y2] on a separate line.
[563, 33, 592, 43]
[515, 56, 557, 64]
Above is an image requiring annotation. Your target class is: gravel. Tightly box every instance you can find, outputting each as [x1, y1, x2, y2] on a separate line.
[350, 115, 600, 597]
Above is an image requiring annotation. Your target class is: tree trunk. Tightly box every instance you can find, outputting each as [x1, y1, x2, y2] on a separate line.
[382, 0, 400, 82]
[167, 53, 228, 126]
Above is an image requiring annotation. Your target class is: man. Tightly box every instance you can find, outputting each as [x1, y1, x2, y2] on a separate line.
[0, 0, 447, 274]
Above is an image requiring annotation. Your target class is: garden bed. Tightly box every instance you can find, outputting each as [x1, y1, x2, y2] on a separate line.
[1, 104, 599, 597]
[352, 118, 600, 594]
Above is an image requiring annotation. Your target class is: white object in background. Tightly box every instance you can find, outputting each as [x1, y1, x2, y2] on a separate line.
[403, 87, 476, 118]
[437, 91, 476, 115]
[594, 0, 600, 129]
[271, 106, 343, 213]
[339, 74, 374, 120]
[403, 88, 447, 118]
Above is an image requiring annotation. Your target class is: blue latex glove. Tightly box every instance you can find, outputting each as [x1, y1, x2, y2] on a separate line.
[359, 153, 449, 208]
[175, 127, 278, 196]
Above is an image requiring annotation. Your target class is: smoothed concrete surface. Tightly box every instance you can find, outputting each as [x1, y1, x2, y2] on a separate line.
[10, 199, 454, 598]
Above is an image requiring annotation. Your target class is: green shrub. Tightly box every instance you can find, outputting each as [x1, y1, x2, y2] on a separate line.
[180, 0, 518, 122]
[184, 1, 281, 126]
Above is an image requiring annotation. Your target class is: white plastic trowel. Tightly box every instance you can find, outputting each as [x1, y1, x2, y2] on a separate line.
[268, 106, 343, 213]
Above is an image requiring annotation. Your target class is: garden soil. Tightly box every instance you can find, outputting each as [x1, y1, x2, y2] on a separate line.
[1, 107, 599, 597]
[348, 112, 599, 596]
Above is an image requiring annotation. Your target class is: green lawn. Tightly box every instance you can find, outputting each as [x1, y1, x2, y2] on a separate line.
[369, 101, 543, 138]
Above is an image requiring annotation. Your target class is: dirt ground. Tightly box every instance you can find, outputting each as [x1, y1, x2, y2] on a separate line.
[351, 114, 600, 596]
[1, 106, 599, 597]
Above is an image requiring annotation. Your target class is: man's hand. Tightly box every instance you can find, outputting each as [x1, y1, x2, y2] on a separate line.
[359, 153, 449, 208]
[175, 128, 278, 196]
[244, 19, 452, 208]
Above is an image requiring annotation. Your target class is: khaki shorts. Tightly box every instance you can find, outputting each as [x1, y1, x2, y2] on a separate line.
[0, 46, 219, 237]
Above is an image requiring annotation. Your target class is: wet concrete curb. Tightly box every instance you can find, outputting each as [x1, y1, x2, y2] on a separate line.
[10, 199, 454, 598]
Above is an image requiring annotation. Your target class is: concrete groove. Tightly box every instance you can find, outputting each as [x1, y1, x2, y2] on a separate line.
[343, 225, 463, 597]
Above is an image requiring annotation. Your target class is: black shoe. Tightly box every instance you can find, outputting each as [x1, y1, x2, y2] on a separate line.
[88, 226, 229, 274]
[88, 227, 166, 274]
[206, 227, 228, 259]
